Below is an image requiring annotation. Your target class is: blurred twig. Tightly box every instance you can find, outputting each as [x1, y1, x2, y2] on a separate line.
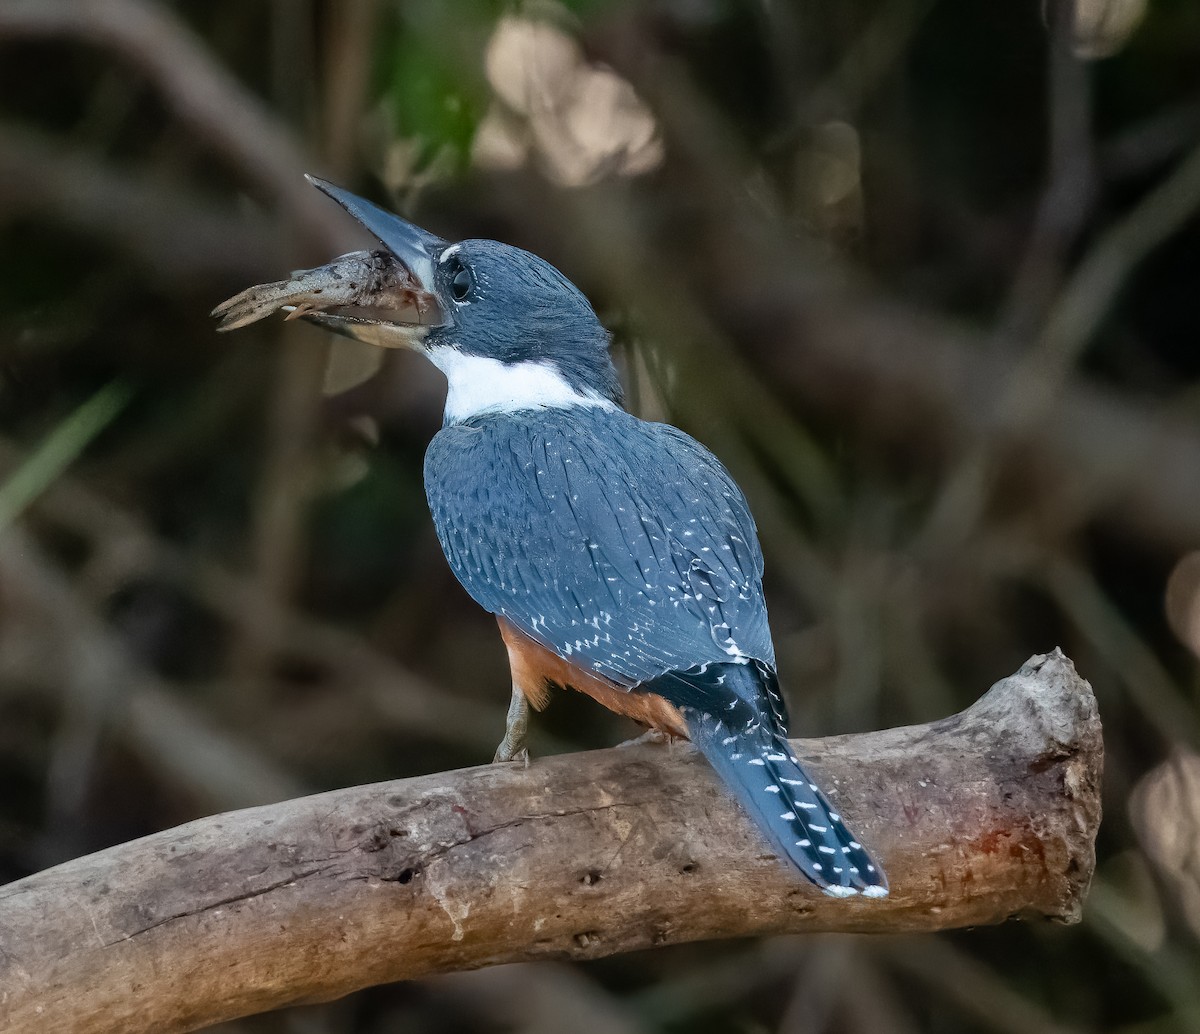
[924, 130, 1200, 550]
[231, 0, 379, 694]
[0, 379, 133, 533]
[0, 126, 282, 283]
[995, 2, 1096, 344]
[0, 529, 304, 845]
[431, 963, 653, 1034]
[0, 436, 515, 754]
[1041, 555, 1199, 750]
[1086, 876, 1200, 1033]
[0, 0, 345, 255]
[1101, 91, 1200, 182]
[882, 935, 1085, 1034]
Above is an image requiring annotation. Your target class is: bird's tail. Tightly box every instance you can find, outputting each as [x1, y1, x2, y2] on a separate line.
[657, 663, 887, 898]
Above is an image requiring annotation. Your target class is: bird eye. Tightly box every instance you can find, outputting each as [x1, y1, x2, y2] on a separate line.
[449, 263, 472, 302]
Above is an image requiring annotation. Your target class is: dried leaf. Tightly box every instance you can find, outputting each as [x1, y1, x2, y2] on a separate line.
[1131, 750, 1200, 937]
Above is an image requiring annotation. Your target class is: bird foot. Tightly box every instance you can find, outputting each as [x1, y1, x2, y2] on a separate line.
[492, 744, 530, 767]
[617, 728, 677, 749]
[492, 684, 531, 767]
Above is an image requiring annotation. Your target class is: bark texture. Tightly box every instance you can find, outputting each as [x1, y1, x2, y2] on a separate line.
[0, 650, 1102, 1034]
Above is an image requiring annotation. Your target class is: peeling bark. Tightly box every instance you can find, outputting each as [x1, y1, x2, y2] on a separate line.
[0, 651, 1102, 1034]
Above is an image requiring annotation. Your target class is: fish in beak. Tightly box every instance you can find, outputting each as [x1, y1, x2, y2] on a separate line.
[211, 176, 447, 352]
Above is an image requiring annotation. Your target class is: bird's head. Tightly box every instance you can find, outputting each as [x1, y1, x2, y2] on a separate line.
[301, 178, 623, 423]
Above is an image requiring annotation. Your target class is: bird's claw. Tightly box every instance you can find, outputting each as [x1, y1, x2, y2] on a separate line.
[493, 684, 531, 767]
[492, 745, 530, 767]
[617, 728, 676, 749]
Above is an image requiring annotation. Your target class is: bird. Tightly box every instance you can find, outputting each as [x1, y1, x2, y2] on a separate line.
[216, 177, 888, 899]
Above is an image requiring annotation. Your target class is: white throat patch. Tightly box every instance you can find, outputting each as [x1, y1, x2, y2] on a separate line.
[427, 347, 617, 423]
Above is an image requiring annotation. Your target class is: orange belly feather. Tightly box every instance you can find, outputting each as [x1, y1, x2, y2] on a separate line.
[496, 616, 688, 738]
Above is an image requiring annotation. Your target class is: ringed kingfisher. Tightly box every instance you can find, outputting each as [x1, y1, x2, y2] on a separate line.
[215, 177, 888, 899]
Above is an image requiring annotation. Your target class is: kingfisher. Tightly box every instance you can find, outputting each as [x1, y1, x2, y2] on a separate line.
[215, 178, 888, 899]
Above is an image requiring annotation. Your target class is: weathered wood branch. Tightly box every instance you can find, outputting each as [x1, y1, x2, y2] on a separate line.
[0, 651, 1101, 1034]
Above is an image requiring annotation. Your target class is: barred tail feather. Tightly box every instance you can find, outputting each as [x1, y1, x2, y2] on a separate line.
[655, 664, 887, 897]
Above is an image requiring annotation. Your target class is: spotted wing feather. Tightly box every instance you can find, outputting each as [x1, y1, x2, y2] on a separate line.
[424, 407, 776, 688]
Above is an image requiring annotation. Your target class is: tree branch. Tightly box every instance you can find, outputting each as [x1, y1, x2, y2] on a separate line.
[0, 651, 1100, 1033]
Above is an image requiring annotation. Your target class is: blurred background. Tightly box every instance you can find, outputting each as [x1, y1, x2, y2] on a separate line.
[1, 0, 1198, 1030]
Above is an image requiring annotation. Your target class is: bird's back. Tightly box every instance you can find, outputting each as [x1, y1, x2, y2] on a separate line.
[424, 405, 775, 688]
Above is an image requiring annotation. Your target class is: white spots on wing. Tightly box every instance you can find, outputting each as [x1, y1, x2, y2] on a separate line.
[809, 824, 828, 834]
[721, 635, 751, 663]
[780, 811, 796, 821]
[763, 785, 780, 794]
[796, 839, 811, 848]
[818, 846, 836, 855]
[747, 758, 766, 766]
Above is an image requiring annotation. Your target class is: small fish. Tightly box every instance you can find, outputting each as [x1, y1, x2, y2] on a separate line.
[211, 250, 438, 332]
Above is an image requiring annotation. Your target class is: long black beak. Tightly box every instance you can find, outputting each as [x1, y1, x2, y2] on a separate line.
[306, 175, 445, 291]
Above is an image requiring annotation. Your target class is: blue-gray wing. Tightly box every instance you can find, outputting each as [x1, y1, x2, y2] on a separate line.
[423, 407, 776, 690]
